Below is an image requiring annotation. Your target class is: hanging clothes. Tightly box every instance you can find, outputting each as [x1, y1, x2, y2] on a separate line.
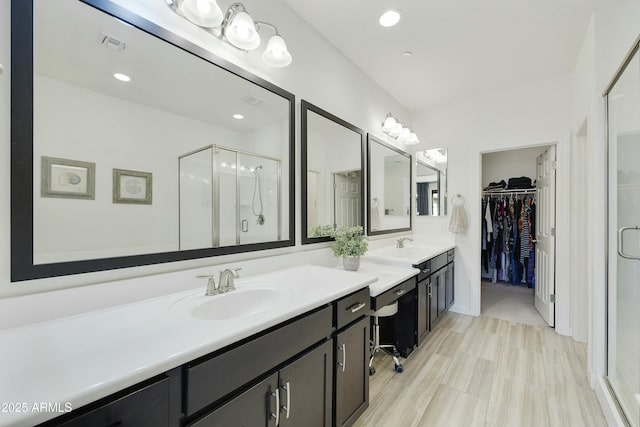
[481, 191, 536, 286]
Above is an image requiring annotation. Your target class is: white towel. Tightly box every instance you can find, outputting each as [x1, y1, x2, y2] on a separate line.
[448, 202, 468, 234]
[370, 205, 380, 230]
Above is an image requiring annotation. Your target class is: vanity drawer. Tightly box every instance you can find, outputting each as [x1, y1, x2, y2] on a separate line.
[185, 305, 333, 416]
[447, 249, 455, 263]
[371, 276, 416, 311]
[336, 287, 370, 330]
[431, 252, 448, 273]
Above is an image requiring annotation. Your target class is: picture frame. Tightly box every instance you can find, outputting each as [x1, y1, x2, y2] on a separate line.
[41, 156, 96, 200]
[113, 168, 152, 205]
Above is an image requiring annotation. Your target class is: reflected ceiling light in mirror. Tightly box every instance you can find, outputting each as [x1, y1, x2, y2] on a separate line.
[381, 113, 419, 145]
[379, 10, 401, 27]
[113, 72, 131, 82]
[165, 1, 292, 67]
[233, 113, 244, 119]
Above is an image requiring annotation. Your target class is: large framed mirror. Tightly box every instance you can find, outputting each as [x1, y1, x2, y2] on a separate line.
[367, 135, 412, 235]
[301, 101, 365, 244]
[11, 0, 295, 281]
[416, 148, 448, 216]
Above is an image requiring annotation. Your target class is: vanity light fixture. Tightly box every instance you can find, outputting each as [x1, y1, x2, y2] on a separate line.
[165, 0, 293, 67]
[379, 10, 401, 27]
[113, 72, 131, 82]
[381, 113, 419, 145]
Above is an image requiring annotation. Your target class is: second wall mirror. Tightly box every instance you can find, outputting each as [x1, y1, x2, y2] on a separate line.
[367, 135, 412, 235]
[301, 100, 365, 244]
[416, 148, 448, 216]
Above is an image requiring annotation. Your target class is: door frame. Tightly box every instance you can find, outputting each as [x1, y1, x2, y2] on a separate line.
[475, 140, 570, 334]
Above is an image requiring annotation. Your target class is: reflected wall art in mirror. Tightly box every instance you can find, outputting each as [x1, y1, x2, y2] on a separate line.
[10, 0, 295, 281]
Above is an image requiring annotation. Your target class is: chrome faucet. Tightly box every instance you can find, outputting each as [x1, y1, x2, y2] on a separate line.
[197, 274, 218, 296]
[218, 268, 242, 293]
[396, 237, 413, 248]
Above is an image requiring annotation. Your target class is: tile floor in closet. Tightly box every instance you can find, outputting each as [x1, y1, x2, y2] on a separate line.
[354, 283, 606, 427]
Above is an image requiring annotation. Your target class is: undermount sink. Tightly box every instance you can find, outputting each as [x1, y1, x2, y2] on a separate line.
[170, 287, 286, 321]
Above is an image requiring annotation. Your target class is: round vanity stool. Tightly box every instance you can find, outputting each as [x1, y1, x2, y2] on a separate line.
[369, 301, 403, 375]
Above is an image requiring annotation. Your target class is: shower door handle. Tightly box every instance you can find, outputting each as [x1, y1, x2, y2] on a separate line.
[617, 226, 640, 260]
[242, 219, 249, 233]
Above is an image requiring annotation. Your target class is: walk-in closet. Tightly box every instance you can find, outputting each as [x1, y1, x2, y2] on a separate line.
[480, 146, 556, 326]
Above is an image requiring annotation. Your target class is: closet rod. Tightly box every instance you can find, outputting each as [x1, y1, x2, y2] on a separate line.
[482, 189, 536, 195]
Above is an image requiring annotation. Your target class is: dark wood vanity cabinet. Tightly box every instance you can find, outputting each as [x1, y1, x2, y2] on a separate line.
[41, 373, 178, 427]
[335, 316, 369, 427]
[416, 249, 455, 344]
[40, 289, 370, 427]
[191, 340, 333, 427]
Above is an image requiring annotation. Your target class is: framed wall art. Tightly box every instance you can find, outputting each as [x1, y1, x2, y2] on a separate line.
[113, 168, 152, 205]
[41, 156, 96, 200]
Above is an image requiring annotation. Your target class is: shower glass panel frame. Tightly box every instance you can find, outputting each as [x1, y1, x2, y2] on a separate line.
[179, 145, 281, 250]
[605, 38, 640, 427]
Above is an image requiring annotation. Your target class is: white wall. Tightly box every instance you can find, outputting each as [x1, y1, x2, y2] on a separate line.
[481, 146, 546, 187]
[570, 2, 640, 423]
[412, 76, 572, 329]
[0, 0, 410, 298]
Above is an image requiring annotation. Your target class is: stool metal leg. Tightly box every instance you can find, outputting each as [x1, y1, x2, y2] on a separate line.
[369, 315, 403, 375]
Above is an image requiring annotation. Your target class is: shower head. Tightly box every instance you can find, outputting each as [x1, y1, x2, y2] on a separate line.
[255, 165, 263, 171]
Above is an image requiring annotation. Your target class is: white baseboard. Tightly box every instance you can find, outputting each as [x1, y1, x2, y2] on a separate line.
[595, 376, 628, 427]
[449, 304, 473, 316]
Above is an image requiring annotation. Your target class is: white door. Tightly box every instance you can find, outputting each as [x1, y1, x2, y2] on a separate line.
[534, 146, 556, 326]
[333, 172, 361, 228]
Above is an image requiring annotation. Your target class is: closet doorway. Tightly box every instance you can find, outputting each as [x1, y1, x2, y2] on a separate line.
[480, 145, 556, 327]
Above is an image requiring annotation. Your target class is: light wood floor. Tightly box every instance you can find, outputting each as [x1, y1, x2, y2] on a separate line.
[354, 312, 607, 427]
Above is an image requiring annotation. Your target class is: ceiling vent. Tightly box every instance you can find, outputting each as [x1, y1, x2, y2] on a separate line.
[241, 95, 264, 106]
[97, 32, 126, 51]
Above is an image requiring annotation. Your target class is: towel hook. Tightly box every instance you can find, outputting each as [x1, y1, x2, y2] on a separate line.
[452, 193, 465, 206]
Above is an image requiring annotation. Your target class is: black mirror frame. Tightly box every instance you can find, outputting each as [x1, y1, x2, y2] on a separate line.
[300, 100, 365, 245]
[10, 0, 296, 282]
[366, 134, 413, 236]
[416, 160, 441, 216]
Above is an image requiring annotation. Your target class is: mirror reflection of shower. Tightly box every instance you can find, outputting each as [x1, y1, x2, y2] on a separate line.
[179, 145, 281, 250]
[252, 165, 265, 225]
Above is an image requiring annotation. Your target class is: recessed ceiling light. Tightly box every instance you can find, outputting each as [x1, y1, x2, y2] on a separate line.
[233, 114, 244, 120]
[113, 72, 130, 82]
[379, 10, 401, 27]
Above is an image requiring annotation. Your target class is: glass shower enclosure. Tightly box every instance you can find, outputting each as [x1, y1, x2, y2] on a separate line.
[179, 145, 281, 250]
[606, 41, 640, 427]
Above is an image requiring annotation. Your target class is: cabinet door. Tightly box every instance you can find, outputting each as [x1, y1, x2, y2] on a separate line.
[335, 316, 369, 427]
[437, 268, 447, 318]
[446, 263, 455, 309]
[279, 340, 333, 427]
[417, 279, 429, 345]
[55, 377, 170, 427]
[189, 373, 279, 427]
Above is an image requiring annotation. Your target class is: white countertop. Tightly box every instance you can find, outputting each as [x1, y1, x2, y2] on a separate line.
[365, 243, 456, 267]
[337, 262, 420, 297]
[0, 265, 376, 427]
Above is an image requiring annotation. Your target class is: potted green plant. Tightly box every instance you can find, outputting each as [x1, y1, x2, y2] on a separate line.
[331, 226, 368, 271]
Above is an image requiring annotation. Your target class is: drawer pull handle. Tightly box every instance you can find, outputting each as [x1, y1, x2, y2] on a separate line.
[395, 289, 407, 297]
[423, 268, 431, 274]
[271, 389, 280, 426]
[349, 302, 366, 313]
[338, 343, 346, 372]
